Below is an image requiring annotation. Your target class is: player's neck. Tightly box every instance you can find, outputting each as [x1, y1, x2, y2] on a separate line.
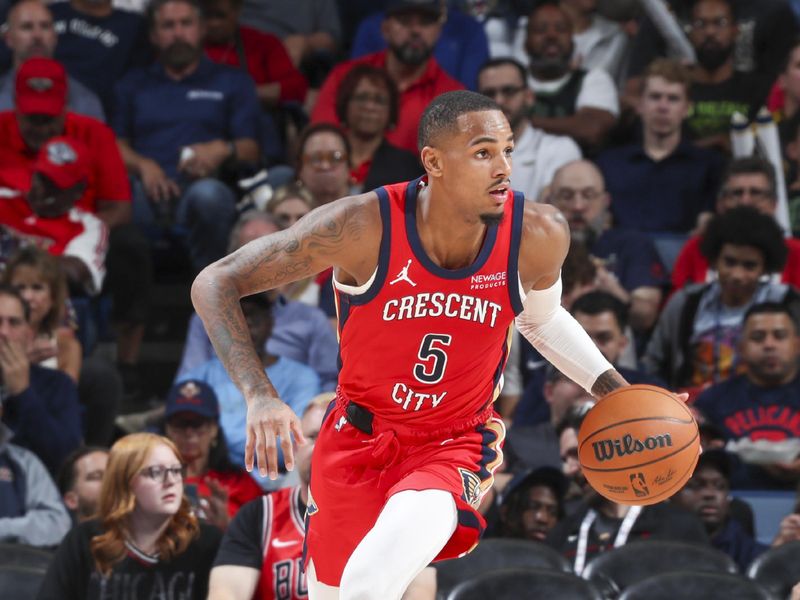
[416, 185, 489, 270]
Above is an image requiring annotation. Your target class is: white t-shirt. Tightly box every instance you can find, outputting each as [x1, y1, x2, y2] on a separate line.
[528, 68, 620, 116]
[573, 15, 629, 81]
[511, 123, 582, 202]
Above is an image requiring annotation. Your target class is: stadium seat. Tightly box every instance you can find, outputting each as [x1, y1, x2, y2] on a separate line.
[619, 571, 776, 600]
[0, 564, 46, 598]
[435, 538, 571, 597]
[581, 540, 738, 593]
[446, 567, 604, 600]
[747, 540, 800, 599]
[0, 543, 54, 570]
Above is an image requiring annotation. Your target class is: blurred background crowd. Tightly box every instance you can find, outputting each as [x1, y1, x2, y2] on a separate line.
[3, 0, 800, 598]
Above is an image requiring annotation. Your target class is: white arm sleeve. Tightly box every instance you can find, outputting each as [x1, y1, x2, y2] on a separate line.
[515, 276, 614, 394]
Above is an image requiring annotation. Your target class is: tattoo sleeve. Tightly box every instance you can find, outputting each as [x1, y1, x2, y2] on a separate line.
[191, 202, 364, 400]
[590, 369, 628, 398]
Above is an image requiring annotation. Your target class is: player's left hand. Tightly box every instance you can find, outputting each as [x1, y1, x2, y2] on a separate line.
[245, 394, 306, 479]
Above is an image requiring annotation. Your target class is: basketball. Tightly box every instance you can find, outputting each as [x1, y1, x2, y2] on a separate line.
[577, 385, 700, 506]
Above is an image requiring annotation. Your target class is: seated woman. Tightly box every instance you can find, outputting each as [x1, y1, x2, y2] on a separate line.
[4, 247, 122, 446]
[162, 379, 263, 530]
[335, 64, 422, 192]
[3, 247, 81, 381]
[37, 433, 222, 599]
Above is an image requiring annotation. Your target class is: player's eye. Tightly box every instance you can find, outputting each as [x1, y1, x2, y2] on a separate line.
[475, 149, 489, 158]
[504, 146, 514, 156]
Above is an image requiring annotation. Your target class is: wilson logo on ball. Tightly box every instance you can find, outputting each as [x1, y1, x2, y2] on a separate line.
[591, 433, 673, 462]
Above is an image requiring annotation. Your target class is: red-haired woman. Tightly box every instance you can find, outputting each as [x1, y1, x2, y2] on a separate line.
[37, 433, 222, 599]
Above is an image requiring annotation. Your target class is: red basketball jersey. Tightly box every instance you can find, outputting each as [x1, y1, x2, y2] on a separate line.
[334, 178, 525, 429]
[255, 486, 307, 600]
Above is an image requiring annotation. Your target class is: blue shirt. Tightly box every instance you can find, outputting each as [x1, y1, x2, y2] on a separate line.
[175, 298, 339, 391]
[591, 228, 668, 291]
[181, 357, 321, 473]
[50, 3, 148, 112]
[350, 8, 489, 91]
[112, 57, 260, 180]
[596, 141, 723, 233]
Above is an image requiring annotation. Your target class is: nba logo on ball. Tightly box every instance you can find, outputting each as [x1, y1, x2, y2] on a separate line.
[577, 385, 701, 506]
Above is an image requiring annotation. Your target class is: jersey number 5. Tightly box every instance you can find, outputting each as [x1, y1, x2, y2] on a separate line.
[413, 334, 452, 384]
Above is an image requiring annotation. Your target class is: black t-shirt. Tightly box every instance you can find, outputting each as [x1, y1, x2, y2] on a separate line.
[37, 520, 222, 600]
[213, 497, 264, 569]
[687, 71, 770, 140]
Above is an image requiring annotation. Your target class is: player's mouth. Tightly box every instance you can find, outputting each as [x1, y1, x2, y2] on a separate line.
[488, 184, 510, 204]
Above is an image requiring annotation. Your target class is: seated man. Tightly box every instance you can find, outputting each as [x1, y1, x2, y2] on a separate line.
[596, 58, 722, 234]
[672, 449, 768, 570]
[178, 292, 321, 489]
[0, 285, 82, 474]
[495, 466, 567, 543]
[524, 2, 618, 150]
[548, 160, 666, 333]
[113, 0, 260, 273]
[0, 416, 71, 547]
[0, 136, 107, 295]
[672, 156, 800, 290]
[547, 404, 708, 570]
[175, 211, 339, 390]
[0, 0, 104, 120]
[311, 0, 462, 153]
[56, 445, 108, 523]
[644, 207, 800, 390]
[694, 303, 800, 489]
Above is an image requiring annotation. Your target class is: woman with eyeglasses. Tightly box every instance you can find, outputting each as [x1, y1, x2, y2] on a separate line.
[335, 64, 422, 193]
[162, 380, 263, 531]
[37, 433, 222, 600]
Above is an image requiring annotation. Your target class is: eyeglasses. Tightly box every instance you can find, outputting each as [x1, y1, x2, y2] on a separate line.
[689, 17, 731, 31]
[551, 188, 605, 203]
[480, 85, 526, 100]
[721, 187, 773, 200]
[303, 150, 348, 168]
[350, 93, 390, 107]
[140, 464, 185, 483]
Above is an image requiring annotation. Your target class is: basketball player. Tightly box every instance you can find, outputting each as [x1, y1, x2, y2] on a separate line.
[192, 91, 628, 599]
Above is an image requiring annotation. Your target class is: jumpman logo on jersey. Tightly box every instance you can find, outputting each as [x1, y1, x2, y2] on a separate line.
[390, 259, 417, 287]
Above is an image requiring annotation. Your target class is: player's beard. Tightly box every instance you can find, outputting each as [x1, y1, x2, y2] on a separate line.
[389, 41, 433, 67]
[480, 211, 505, 226]
[162, 40, 202, 71]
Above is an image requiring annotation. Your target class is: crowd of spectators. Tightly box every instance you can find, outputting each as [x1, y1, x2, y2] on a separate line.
[2, 0, 800, 597]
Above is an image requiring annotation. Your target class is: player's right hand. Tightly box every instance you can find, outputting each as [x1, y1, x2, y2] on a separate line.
[245, 395, 306, 479]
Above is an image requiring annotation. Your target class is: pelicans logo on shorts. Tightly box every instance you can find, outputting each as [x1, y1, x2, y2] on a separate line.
[306, 487, 319, 516]
[459, 468, 482, 508]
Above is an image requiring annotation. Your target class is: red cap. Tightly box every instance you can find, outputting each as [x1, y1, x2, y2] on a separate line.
[34, 137, 90, 190]
[15, 58, 67, 116]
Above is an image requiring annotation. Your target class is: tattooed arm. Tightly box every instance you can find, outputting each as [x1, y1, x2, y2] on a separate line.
[191, 193, 382, 477]
[515, 202, 629, 399]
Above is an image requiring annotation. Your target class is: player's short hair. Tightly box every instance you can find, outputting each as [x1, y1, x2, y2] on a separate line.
[417, 90, 502, 151]
[700, 206, 787, 273]
[0, 284, 30, 322]
[56, 446, 109, 496]
[743, 302, 798, 333]
[719, 156, 777, 200]
[642, 58, 692, 96]
[571, 291, 629, 332]
[478, 57, 528, 87]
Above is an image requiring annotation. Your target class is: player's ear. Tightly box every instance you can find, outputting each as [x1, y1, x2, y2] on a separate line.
[421, 146, 443, 178]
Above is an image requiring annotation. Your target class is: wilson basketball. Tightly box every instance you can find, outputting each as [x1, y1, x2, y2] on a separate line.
[578, 385, 700, 506]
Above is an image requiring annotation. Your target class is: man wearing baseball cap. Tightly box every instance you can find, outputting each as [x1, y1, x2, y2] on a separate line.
[311, 0, 463, 153]
[0, 56, 151, 399]
[0, 136, 107, 294]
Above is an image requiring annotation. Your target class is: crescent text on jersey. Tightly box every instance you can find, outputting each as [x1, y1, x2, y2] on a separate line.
[382, 292, 503, 327]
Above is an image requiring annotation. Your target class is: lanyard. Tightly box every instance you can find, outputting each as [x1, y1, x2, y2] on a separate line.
[574, 505, 643, 575]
